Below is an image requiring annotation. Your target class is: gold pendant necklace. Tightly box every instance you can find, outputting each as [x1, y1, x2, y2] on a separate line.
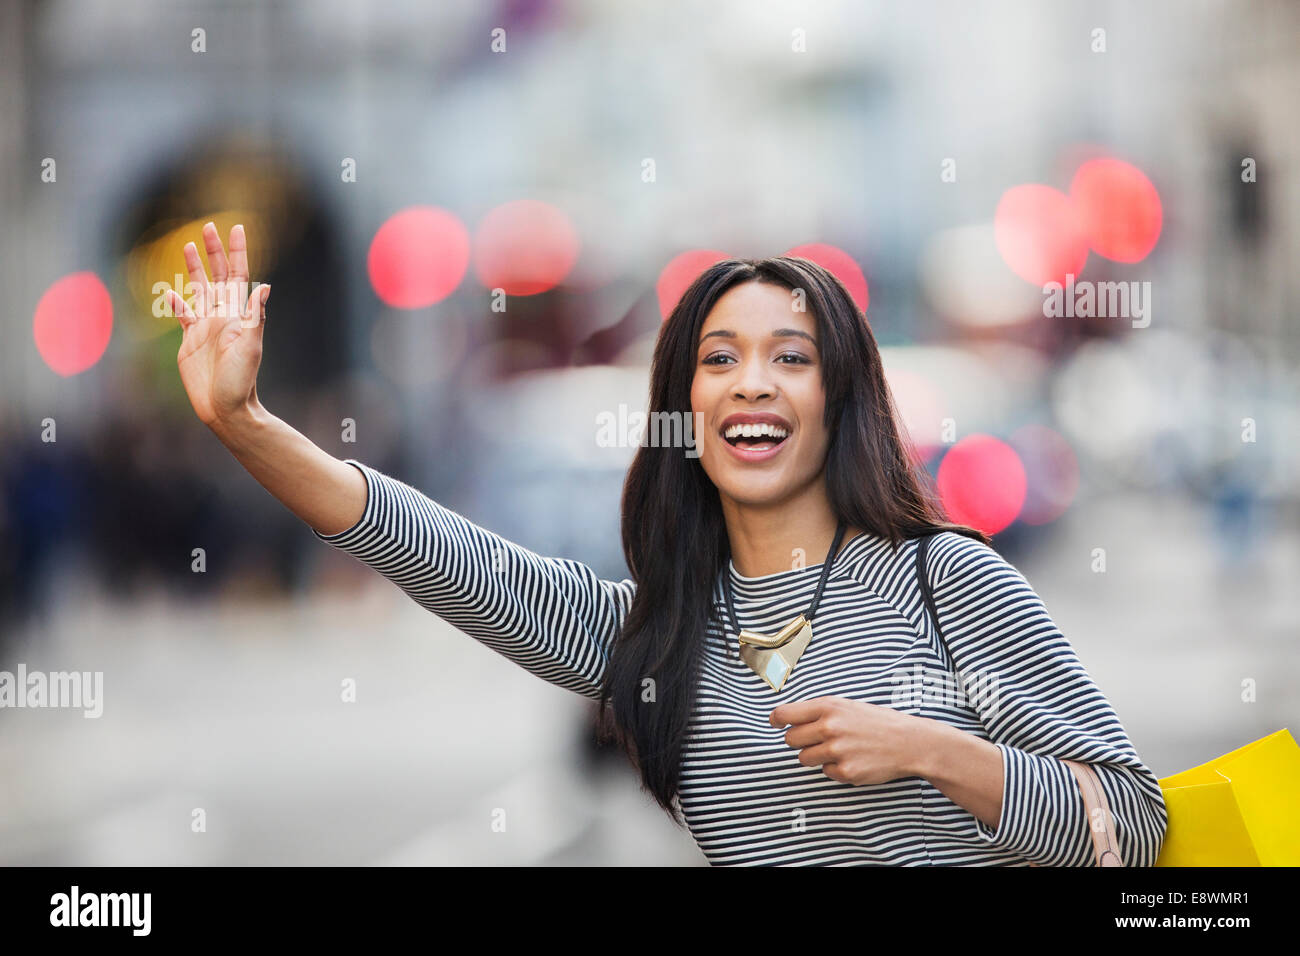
[724, 520, 849, 692]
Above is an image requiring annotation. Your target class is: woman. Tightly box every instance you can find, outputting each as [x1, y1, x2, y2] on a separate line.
[167, 222, 1168, 866]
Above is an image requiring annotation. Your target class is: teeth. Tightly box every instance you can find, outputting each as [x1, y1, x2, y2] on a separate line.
[724, 422, 789, 440]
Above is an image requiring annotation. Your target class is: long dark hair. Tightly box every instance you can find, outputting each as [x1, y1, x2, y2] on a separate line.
[597, 255, 990, 824]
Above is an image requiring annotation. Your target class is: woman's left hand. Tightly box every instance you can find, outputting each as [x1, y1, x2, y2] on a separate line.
[770, 696, 929, 786]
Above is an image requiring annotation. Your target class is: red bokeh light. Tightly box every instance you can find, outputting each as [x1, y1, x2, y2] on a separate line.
[994, 184, 1089, 287]
[656, 249, 731, 320]
[367, 206, 470, 308]
[32, 272, 113, 376]
[783, 242, 869, 313]
[472, 199, 580, 296]
[935, 434, 1027, 536]
[1069, 158, 1163, 263]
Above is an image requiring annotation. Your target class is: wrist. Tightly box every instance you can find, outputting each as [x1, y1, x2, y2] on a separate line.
[906, 715, 951, 781]
[209, 399, 270, 447]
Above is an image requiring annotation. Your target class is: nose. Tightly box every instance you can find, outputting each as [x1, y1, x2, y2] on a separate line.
[731, 352, 777, 401]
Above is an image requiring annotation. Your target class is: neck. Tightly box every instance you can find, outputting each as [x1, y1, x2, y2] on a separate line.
[721, 479, 859, 577]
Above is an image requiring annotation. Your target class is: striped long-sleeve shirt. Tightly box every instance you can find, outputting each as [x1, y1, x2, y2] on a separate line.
[313, 459, 1168, 866]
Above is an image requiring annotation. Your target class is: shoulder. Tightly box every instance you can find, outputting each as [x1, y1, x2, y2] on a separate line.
[920, 531, 1026, 599]
[828, 529, 1028, 606]
[920, 533, 1066, 658]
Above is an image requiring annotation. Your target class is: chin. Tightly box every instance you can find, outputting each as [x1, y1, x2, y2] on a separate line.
[714, 473, 799, 508]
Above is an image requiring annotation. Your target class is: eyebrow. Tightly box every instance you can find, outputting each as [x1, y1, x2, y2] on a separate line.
[699, 328, 817, 346]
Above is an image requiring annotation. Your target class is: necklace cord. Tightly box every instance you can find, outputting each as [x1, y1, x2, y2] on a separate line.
[723, 520, 850, 639]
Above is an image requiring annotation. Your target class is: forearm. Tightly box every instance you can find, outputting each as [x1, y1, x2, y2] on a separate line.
[310, 459, 637, 699]
[910, 717, 1004, 830]
[209, 400, 367, 536]
[919, 533, 1167, 864]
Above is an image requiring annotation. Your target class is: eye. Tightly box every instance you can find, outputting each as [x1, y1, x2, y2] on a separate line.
[700, 351, 812, 366]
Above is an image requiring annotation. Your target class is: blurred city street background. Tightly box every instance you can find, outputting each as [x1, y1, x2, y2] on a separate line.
[1, 0, 1297, 864]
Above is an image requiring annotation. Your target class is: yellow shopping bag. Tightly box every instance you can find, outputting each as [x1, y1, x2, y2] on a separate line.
[1154, 728, 1300, 866]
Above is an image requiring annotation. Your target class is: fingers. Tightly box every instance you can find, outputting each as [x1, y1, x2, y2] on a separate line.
[796, 743, 836, 768]
[241, 283, 270, 331]
[203, 221, 244, 318]
[228, 223, 249, 285]
[769, 697, 831, 728]
[783, 721, 828, 749]
[202, 221, 230, 283]
[166, 289, 199, 329]
[183, 241, 210, 312]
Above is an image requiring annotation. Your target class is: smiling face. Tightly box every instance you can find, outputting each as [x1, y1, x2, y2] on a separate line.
[690, 280, 832, 510]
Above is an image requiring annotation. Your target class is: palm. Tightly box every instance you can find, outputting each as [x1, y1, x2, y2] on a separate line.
[177, 294, 256, 423]
[169, 223, 270, 426]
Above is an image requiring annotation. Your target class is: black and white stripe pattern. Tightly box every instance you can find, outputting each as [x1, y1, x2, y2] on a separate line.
[314, 459, 1168, 866]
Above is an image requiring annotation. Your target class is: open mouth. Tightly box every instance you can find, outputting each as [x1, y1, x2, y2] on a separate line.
[722, 423, 790, 453]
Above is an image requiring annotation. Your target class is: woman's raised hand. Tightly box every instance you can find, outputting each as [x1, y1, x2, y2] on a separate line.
[166, 221, 271, 428]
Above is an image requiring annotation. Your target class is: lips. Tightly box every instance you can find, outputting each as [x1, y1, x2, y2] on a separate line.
[719, 411, 792, 433]
[717, 411, 792, 460]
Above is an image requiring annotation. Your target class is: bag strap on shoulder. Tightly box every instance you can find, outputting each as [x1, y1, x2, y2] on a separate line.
[914, 531, 951, 668]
